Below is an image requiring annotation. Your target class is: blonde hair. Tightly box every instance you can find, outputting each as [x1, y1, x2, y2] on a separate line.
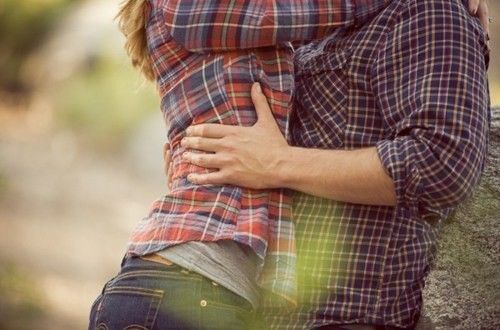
[116, 0, 155, 81]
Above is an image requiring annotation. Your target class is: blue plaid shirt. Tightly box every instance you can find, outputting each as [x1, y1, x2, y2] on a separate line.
[262, 0, 490, 328]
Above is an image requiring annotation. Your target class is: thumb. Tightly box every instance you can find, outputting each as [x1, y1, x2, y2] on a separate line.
[251, 83, 275, 125]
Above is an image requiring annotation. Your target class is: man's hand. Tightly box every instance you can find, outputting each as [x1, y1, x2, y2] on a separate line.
[469, 0, 490, 39]
[180, 82, 396, 206]
[180, 83, 290, 189]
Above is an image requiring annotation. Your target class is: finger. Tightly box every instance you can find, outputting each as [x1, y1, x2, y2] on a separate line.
[163, 143, 171, 177]
[163, 142, 170, 161]
[468, 0, 480, 14]
[181, 137, 222, 152]
[187, 171, 227, 185]
[167, 162, 174, 190]
[251, 83, 276, 124]
[164, 157, 169, 178]
[477, 1, 490, 37]
[186, 123, 239, 138]
[182, 152, 226, 169]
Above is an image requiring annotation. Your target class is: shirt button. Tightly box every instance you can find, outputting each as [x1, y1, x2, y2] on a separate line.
[200, 300, 207, 307]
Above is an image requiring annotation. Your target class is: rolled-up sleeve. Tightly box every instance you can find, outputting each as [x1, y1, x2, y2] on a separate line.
[373, 0, 490, 217]
[160, 0, 390, 51]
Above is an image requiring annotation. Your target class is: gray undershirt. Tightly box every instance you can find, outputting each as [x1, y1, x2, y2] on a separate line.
[156, 240, 261, 309]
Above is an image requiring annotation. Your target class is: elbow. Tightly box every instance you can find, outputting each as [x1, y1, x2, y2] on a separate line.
[418, 145, 486, 210]
[168, 29, 217, 53]
[429, 170, 478, 209]
[167, 29, 202, 52]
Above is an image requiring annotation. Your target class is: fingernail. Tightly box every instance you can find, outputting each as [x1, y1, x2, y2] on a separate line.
[186, 127, 192, 136]
[469, 4, 477, 14]
[180, 138, 186, 146]
[187, 174, 195, 183]
[255, 83, 262, 94]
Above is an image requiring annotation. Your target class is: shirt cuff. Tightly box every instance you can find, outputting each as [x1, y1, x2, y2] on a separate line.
[376, 139, 422, 211]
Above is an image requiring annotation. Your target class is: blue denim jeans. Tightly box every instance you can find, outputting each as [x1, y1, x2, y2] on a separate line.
[89, 256, 257, 330]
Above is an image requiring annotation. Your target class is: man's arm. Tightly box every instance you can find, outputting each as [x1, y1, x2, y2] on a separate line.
[160, 0, 390, 51]
[179, 0, 490, 209]
[372, 0, 490, 215]
[180, 83, 396, 206]
[275, 145, 397, 206]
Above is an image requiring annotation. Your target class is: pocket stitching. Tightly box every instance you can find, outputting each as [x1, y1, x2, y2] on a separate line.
[104, 285, 164, 298]
[96, 286, 164, 330]
[113, 269, 201, 283]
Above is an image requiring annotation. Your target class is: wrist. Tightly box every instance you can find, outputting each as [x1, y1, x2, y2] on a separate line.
[271, 145, 302, 188]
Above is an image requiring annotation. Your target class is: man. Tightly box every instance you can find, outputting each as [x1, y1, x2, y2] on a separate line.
[176, 0, 491, 328]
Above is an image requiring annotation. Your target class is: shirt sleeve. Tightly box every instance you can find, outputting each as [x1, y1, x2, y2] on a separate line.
[373, 0, 490, 218]
[158, 0, 389, 51]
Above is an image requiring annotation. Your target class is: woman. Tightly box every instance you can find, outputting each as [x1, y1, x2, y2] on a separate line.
[88, 1, 395, 329]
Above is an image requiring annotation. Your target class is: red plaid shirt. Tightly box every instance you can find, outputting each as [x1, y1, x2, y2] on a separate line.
[126, 0, 390, 303]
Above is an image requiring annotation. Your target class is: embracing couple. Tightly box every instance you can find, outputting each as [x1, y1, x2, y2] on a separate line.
[89, 0, 491, 329]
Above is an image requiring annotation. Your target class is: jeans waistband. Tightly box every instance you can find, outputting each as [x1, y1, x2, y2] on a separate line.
[121, 255, 175, 270]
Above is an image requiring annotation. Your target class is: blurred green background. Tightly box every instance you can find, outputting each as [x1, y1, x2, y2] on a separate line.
[0, 1, 498, 329]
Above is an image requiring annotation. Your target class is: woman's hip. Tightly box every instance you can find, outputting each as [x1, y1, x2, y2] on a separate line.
[88, 256, 256, 330]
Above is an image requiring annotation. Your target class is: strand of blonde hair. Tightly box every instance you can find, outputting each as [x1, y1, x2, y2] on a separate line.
[116, 0, 155, 81]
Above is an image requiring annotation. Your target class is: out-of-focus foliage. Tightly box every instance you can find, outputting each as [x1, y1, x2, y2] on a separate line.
[0, 171, 6, 196]
[55, 56, 158, 149]
[0, 262, 46, 329]
[0, 0, 78, 93]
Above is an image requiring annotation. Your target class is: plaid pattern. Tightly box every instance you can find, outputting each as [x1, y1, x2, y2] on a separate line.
[159, 0, 390, 51]
[262, 0, 490, 328]
[126, 0, 389, 304]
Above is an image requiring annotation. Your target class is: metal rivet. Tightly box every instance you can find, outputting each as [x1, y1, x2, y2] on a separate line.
[200, 300, 207, 307]
[211, 281, 218, 286]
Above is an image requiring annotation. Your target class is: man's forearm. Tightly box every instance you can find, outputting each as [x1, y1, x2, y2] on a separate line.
[275, 146, 396, 206]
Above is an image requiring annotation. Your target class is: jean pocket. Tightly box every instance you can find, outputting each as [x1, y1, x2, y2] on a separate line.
[92, 286, 164, 330]
[88, 293, 103, 329]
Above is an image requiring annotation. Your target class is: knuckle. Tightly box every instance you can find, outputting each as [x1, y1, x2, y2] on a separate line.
[198, 125, 206, 136]
[190, 175, 200, 184]
[225, 169, 235, 179]
[193, 154, 202, 164]
[222, 139, 236, 152]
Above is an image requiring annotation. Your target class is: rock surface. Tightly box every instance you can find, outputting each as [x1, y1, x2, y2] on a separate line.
[418, 107, 500, 330]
